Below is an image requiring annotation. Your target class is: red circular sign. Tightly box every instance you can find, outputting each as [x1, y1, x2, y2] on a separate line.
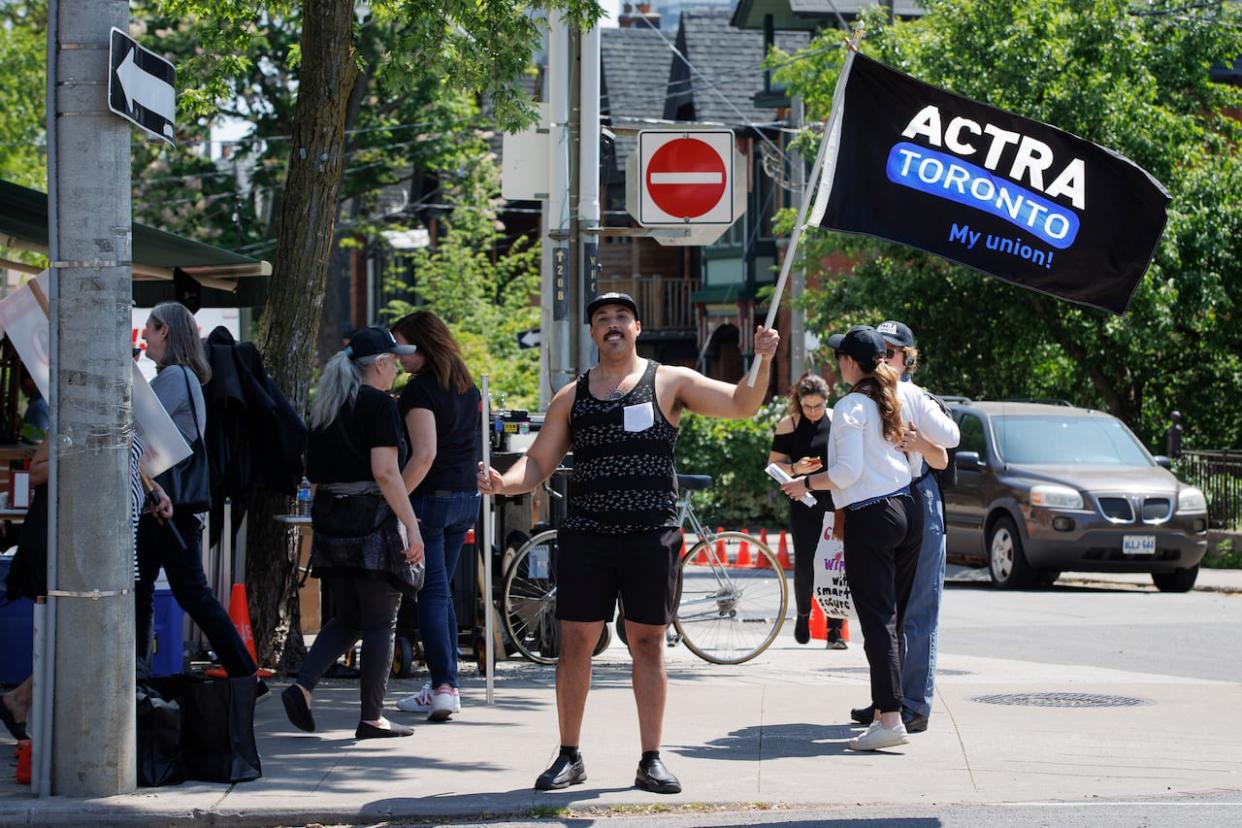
[645, 138, 727, 219]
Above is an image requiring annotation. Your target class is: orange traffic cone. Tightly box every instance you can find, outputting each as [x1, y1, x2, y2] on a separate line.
[206, 583, 273, 679]
[809, 601, 828, 640]
[777, 530, 793, 570]
[840, 619, 851, 642]
[735, 529, 752, 568]
[757, 528, 770, 568]
[693, 529, 709, 565]
[715, 528, 728, 566]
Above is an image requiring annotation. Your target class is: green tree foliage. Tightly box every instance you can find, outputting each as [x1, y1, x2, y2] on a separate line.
[379, 148, 542, 409]
[674, 401, 787, 528]
[774, 0, 1242, 450]
[0, 2, 45, 191]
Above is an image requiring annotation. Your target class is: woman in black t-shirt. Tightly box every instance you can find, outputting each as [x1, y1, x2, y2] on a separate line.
[768, 372, 846, 648]
[389, 311, 481, 721]
[281, 328, 424, 741]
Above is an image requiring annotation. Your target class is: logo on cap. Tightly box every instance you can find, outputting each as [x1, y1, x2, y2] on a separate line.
[877, 322, 899, 335]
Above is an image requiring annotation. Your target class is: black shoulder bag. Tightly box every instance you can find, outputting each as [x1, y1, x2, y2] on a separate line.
[155, 367, 211, 512]
[925, 391, 958, 492]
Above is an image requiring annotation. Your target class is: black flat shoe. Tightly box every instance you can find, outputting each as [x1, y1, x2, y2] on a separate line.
[355, 720, 414, 739]
[903, 712, 929, 734]
[281, 685, 316, 732]
[635, 757, 681, 794]
[793, 613, 810, 645]
[850, 705, 874, 725]
[0, 698, 28, 741]
[535, 754, 587, 790]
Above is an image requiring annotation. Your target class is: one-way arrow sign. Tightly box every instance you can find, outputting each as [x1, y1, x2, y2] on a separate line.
[108, 28, 176, 145]
[516, 329, 542, 349]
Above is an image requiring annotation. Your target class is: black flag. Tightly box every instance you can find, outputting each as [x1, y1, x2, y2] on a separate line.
[811, 53, 1169, 314]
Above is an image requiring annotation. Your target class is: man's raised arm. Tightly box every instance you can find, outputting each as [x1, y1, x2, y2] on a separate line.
[672, 326, 780, 420]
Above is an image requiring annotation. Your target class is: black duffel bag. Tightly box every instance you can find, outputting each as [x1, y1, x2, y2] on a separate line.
[137, 685, 185, 787]
[146, 674, 262, 784]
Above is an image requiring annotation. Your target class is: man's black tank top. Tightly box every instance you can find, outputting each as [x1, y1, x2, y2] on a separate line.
[770, 412, 833, 512]
[562, 359, 679, 534]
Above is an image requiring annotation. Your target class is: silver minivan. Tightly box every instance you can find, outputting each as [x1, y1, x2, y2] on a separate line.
[943, 401, 1209, 591]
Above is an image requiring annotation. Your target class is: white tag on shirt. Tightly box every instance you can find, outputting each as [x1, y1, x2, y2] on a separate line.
[623, 401, 655, 432]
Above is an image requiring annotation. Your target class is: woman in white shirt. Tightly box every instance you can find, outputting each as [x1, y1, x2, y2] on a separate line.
[780, 325, 940, 751]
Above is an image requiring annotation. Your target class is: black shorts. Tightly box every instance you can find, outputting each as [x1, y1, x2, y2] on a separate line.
[555, 527, 681, 626]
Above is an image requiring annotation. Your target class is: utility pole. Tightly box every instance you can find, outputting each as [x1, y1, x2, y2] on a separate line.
[40, 0, 136, 796]
[545, 11, 573, 392]
[789, 95, 807, 382]
[577, 22, 601, 373]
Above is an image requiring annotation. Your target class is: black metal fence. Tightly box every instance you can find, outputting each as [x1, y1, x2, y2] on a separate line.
[1174, 450, 1242, 530]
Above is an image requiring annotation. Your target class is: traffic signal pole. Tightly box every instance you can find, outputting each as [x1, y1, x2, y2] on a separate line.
[39, 0, 137, 796]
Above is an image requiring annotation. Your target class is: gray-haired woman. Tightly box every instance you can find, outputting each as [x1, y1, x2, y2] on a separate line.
[281, 327, 425, 740]
[136, 301, 257, 678]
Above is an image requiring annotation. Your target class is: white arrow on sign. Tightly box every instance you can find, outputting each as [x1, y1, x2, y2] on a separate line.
[116, 46, 175, 139]
[108, 28, 177, 145]
[516, 329, 542, 349]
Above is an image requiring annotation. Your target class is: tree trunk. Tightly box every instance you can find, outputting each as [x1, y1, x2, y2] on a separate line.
[246, 0, 359, 670]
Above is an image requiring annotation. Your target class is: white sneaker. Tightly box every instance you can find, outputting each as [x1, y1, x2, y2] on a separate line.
[847, 720, 909, 751]
[396, 682, 461, 719]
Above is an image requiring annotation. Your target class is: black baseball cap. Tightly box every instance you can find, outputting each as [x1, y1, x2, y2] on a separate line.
[345, 327, 417, 359]
[586, 292, 639, 322]
[827, 325, 887, 364]
[877, 320, 916, 349]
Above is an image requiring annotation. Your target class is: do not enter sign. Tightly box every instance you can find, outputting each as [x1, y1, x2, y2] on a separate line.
[638, 130, 734, 226]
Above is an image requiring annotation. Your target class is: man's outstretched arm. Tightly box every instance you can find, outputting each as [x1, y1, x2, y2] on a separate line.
[672, 326, 779, 420]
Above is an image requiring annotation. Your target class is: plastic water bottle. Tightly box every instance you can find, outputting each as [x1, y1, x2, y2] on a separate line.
[296, 476, 312, 517]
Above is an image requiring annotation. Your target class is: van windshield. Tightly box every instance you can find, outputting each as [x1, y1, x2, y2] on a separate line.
[992, 415, 1152, 466]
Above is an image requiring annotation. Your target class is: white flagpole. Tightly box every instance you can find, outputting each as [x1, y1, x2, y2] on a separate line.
[746, 45, 858, 388]
[480, 374, 495, 704]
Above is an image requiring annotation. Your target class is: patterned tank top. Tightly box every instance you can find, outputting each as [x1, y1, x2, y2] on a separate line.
[562, 359, 679, 534]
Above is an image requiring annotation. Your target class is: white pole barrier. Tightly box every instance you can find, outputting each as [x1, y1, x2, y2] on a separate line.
[480, 374, 495, 704]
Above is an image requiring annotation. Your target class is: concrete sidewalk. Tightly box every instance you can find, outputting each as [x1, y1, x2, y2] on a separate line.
[945, 563, 1242, 593]
[3, 616, 1241, 827]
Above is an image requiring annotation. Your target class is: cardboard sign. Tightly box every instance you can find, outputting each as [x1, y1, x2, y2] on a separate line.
[813, 511, 855, 619]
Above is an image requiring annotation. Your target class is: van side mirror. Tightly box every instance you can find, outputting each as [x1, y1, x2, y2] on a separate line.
[1153, 455, 1173, 470]
[955, 451, 983, 470]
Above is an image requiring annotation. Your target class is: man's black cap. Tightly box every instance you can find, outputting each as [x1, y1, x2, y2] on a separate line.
[345, 327, 417, 359]
[827, 325, 887, 365]
[586, 292, 639, 322]
[877, 320, 916, 349]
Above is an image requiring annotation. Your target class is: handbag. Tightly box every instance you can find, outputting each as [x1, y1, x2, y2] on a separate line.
[136, 685, 185, 787]
[156, 368, 211, 512]
[176, 675, 262, 784]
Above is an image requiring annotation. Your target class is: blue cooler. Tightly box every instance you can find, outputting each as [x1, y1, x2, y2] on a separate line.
[0, 554, 34, 684]
[150, 587, 185, 677]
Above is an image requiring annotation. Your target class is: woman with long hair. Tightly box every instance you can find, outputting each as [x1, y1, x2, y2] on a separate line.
[389, 311, 481, 721]
[768, 372, 846, 648]
[780, 325, 931, 751]
[281, 328, 425, 740]
[136, 301, 257, 678]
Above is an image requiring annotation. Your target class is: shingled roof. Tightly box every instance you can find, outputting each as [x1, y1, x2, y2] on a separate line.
[663, 9, 810, 124]
[601, 26, 675, 177]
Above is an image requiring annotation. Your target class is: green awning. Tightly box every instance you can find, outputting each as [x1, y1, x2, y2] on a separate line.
[0, 179, 271, 308]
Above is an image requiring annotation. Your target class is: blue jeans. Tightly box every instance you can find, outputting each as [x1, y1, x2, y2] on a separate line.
[411, 490, 480, 689]
[901, 474, 945, 718]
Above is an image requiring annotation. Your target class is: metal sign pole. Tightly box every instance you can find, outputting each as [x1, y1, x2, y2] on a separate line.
[480, 374, 495, 704]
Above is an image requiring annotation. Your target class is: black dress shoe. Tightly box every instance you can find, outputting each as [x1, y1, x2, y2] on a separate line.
[903, 712, 929, 734]
[635, 757, 681, 794]
[535, 754, 587, 790]
[793, 613, 810, 645]
[355, 720, 414, 739]
[281, 685, 316, 732]
[850, 705, 875, 725]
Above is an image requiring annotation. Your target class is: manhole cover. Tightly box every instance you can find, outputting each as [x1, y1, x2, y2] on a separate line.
[972, 692, 1151, 708]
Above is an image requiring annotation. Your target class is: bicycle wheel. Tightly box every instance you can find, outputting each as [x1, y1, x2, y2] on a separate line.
[673, 531, 787, 665]
[502, 529, 561, 664]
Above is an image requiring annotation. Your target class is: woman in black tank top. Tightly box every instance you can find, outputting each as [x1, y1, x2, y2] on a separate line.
[768, 372, 846, 648]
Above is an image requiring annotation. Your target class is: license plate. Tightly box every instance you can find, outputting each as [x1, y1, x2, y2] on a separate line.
[1122, 535, 1156, 555]
[527, 545, 550, 579]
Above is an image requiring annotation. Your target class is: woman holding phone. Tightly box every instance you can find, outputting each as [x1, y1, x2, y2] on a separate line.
[767, 372, 846, 648]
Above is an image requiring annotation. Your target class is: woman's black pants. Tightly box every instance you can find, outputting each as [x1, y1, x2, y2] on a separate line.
[134, 511, 258, 677]
[842, 493, 922, 712]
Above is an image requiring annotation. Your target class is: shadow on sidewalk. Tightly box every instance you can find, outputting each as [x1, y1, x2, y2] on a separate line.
[672, 722, 868, 761]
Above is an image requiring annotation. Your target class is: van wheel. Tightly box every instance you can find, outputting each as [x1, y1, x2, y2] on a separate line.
[988, 516, 1033, 589]
[1152, 565, 1198, 593]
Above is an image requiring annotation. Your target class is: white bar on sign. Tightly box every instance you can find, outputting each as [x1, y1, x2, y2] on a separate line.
[649, 172, 724, 185]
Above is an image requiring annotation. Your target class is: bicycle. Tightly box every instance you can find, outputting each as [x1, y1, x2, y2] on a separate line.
[501, 474, 788, 665]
